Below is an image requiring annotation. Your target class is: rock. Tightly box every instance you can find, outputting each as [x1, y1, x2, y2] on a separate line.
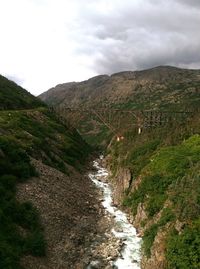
[114, 227, 123, 233]
[88, 260, 101, 268]
[111, 167, 132, 205]
[175, 220, 185, 233]
[105, 266, 112, 269]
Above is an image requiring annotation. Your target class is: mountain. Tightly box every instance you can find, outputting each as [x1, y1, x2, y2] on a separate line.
[39, 66, 200, 269]
[40, 66, 200, 110]
[0, 75, 100, 269]
[0, 74, 44, 110]
[39, 66, 200, 145]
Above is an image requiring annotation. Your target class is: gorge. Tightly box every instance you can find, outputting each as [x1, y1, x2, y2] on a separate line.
[0, 66, 200, 269]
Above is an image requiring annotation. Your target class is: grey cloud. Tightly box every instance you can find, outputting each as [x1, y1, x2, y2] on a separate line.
[72, 0, 200, 74]
[175, 0, 200, 8]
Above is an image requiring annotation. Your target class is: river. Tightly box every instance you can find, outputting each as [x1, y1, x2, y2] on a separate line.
[88, 158, 141, 269]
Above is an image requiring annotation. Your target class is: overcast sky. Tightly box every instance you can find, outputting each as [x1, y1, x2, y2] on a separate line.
[0, 0, 200, 95]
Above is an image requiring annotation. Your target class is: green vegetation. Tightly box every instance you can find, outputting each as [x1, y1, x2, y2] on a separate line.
[0, 108, 91, 267]
[124, 134, 200, 215]
[0, 74, 44, 110]
[0, 137, 45, 269]
[166, 220, 200, 269]
[39, 66, 200, 148]
[108, 112, 200, 267]
[83, 124, 112, 148]
[0, 108, 91, 172]
[0, 74, 91, 268]
[143, 208, 175, 257]
[1, 68, 200, 268]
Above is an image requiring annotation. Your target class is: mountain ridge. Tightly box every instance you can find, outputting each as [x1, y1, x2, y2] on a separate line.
[39, 65, 200, 146]
[39, 65, 200, 109]
[40, 65, 200, 94]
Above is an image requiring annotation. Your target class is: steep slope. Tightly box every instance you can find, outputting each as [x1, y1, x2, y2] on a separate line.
[40, 66, 200, 269]
[0, 75, 101, 269]
[0, 74, 44, 110]
[105, 112, 200, 269]
[39, 66, 200, 145]
[40, 66, 200, 110]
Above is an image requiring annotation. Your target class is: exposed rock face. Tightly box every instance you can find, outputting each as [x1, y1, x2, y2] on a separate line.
[111, 168, 132, 206]
[141, 227, 168, 269]
[134, 203, 148, 232]
[103, 153, 132, 206]
[104, 161, 169, 269]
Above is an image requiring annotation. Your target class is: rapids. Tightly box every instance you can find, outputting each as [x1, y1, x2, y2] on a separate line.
[88, 159, 141, 269]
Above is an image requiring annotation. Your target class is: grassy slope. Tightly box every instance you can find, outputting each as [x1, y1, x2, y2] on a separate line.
[107, 113, 200, 268]
[0, 108, 91, 268]
[0, 74, 44, 110]
[0, 76, 91, 268]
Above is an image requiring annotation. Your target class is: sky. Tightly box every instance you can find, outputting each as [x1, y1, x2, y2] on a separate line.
[0, 0, 200, 95]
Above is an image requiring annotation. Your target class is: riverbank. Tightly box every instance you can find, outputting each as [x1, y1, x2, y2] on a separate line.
[17, 158, 112, 269]
[16, 156, 142, 268]
[87, 158, 141, 269]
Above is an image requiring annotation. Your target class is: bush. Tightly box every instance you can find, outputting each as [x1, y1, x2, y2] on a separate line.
[0, 240, 22, 269]
[159, 208, 175, 226]
[143, 224, 159, 257]
[0, 137, 46, 267]
[0, 137, 37, 181]
[146, 194, 167, 217]
[23, 231, 46, 256]
[123, 135, 200, 261]
[166, 220, 200, 269]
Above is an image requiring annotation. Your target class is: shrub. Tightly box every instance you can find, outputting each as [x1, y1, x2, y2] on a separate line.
[143, 224, 159, 257]
[23, 231, 46, 256]
[146, 194, 167, 217]
[166, 220, 200, 269]
[0, 137, 45, 267]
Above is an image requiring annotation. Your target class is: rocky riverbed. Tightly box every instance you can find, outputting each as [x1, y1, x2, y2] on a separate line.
[87, 158, 141, 269]
[16, 157, 141, 268]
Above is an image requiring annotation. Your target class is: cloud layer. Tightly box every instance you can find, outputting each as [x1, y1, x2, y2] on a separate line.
[74, 0, 200, 73]
[0, 0, 200, 94]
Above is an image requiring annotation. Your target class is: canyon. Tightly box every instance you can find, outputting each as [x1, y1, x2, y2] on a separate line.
[0, 66, 200, 269]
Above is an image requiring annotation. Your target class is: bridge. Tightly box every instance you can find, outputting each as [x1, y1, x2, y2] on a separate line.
[50, 105, 194, 139]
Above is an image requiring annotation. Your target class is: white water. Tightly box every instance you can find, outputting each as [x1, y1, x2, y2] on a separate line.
[88, 159, 141, 269]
